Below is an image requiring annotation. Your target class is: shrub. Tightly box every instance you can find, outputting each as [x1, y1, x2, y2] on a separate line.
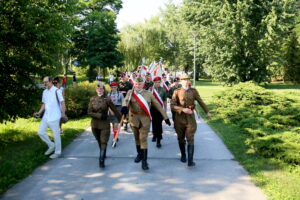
[212, 82, 300, 164]
[64, 81, 110, 118]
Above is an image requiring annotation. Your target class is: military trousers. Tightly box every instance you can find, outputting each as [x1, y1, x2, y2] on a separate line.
[150, 107, 163, 140]
[91, 128, 110, 149]
[174, 113, 197, 145]
[129, 113, 151, 149]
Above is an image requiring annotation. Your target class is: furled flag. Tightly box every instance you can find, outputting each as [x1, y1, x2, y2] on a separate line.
[140, 65, 148, 77]
[129, 73, 135, 85]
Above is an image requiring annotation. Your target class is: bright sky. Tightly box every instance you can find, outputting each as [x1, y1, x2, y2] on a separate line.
[116, 0, 182, 30]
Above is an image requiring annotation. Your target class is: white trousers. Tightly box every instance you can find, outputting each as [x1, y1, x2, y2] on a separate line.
[38, 119, 61, 154]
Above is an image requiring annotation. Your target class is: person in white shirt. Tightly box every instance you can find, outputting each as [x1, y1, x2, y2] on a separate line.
[34, 76, 66, 159]
[109, 72, 114, 84]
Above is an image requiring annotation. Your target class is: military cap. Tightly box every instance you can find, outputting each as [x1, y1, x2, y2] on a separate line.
[153, 76, 162, 82]
[135, 77, 144, 82]
[174, 77, 180, 82]
[180, 74, 190, 80]
[96, 82, 105, 88]
[120, 72, 126, 78]
[110, 82, 118, 87]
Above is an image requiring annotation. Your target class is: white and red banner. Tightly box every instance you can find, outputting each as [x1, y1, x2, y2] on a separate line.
[162, 81, 169, 91]
[152, 88, 164, 109]
[132, 91, 152, 120]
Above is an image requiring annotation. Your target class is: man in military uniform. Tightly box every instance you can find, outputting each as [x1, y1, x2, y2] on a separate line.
[144, 72, 153, 91]
[168, 77, 181, 122]
[150, 76, 168, 148]
[121, 77, 171, 170]
[118, 73, 132, 131]
[171, 74, 212, 166]
[88, 82, 121, 168]
[119, 73, 133, 97]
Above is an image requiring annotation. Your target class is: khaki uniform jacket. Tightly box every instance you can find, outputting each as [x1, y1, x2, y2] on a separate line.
[171, 88, 209, 124]
[88, 95, 121, 129]
[123, 89, 168, 128]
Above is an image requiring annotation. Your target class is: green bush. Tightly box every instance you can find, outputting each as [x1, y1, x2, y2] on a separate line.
[65, 81, 111, 118]
[212, 82, 300, 164]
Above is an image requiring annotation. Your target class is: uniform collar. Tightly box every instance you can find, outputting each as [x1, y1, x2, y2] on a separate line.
[135, 89, 144, 94]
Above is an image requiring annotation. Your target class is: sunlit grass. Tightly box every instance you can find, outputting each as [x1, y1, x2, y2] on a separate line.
[0, 117, 90, 194]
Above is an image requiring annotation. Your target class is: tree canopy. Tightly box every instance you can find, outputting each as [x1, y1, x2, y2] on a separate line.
[118, 0, 299, 84]
[0, 0, 123, 122]
[0, 0, 78, 122]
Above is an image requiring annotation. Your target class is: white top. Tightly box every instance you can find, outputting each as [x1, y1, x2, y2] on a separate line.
[107, 91, 124, 106]
[42, 86, 64, 122]
[109, 74, 114, 81]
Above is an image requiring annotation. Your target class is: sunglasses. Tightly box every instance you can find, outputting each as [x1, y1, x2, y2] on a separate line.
[53, 82, 58, 85]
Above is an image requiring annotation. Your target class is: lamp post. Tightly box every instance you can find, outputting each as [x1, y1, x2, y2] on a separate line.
[191, 32, 197, 87]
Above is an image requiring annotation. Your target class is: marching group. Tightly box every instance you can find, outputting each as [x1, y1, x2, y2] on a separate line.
[35, 71, 212, 170]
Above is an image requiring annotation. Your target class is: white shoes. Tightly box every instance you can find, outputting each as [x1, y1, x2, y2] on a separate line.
[49, 154, 61, 159]
[44, 146, 55, 155]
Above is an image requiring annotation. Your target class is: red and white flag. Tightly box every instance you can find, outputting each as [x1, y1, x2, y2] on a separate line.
[132, 91, 152, 120]
[129, 74, 135, 85]
[152, 88, 164, 109]
[140, 65, 148, 77]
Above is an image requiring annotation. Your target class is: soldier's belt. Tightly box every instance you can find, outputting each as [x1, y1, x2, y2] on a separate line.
[130, 110, 147, 116]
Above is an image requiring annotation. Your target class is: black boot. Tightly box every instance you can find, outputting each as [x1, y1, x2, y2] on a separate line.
[141, 149, 149, 170]
[99, 148, 106, 168]
[187, 145, 195, 166]
[134, 145, 143, 163]
[156, 139, 161, 148]
[152, 136, 156, 142]
[179, 142, 187, 163]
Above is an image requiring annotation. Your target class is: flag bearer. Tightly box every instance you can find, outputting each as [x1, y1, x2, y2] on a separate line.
[150, 76, 168, 148]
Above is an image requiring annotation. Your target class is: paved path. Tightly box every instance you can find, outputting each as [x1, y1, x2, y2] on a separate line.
[1, 110, 266, 200]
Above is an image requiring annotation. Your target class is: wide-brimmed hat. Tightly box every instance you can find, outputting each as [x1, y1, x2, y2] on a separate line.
[180, 74, 190, 80]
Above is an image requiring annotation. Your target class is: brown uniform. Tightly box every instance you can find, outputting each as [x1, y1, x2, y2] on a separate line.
[123, 89, 168, 149]
[88, 95, 121, 148]
[171, 87, 209, 145]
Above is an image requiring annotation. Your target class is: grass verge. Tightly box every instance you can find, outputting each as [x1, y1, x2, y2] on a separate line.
[0, 117, 90, 194]
[196, 80, 300, 200]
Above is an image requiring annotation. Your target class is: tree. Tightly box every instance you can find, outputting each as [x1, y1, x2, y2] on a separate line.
[71, 0, 123, 81]
[160, 3, 192, 74]
[118, 17, 170, 70]
[182, 0, 297, 84]
[0, 0, 78, 123]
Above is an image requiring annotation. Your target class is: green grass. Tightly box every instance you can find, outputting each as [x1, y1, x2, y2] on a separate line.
[196, 80, 300, 200]
[195, 79, 226, 101]
[0, 117, 90, 194]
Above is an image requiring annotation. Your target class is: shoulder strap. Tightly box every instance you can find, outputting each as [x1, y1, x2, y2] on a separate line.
[55, 89, 62, 111]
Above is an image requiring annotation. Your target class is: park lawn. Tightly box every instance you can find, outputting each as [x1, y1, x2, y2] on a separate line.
[196, 80, 300, 200]
[0, 117, 90, 194]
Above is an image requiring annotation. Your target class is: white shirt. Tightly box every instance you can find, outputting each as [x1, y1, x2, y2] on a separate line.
[109, 74, 114, 81]
[42, 86, 64, 122]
